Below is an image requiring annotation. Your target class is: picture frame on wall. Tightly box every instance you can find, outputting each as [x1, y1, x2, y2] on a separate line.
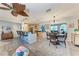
[68, 23, 74, 28]
[2, 26, 12, 33]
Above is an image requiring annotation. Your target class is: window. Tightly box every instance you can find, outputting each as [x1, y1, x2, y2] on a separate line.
[60, 24, 67, 32]
[51, 23, 67, 33]
[51, 25, 58, 32]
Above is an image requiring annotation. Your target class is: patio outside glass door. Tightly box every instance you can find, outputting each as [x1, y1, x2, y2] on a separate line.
[51, 23, 67, 33]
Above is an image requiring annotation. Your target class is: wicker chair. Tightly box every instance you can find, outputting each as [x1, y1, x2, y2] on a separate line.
[49, 33, 60, 48]
[58, 33, 67, 48]
[46, 32, 50, 40]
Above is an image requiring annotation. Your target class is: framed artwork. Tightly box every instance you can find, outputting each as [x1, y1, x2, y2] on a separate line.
[68, 23, 74, 28]
[2, 26, 12, 33]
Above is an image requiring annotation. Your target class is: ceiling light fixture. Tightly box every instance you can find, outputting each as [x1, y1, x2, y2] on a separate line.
[53, 16, 55, 23]
[46, 8, 51, 12]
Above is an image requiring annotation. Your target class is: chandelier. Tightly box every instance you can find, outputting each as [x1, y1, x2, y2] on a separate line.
[53, 16, 55, 23]
[49, 16, 56, 24]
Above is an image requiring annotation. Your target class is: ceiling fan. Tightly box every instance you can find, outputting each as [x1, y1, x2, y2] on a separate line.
[0, 3, 29, 17]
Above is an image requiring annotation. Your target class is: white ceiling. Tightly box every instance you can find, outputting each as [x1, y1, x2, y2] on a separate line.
[0, 3, 79, 24]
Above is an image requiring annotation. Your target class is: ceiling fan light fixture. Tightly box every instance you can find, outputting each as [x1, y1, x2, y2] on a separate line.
[11, 10, 18, 17]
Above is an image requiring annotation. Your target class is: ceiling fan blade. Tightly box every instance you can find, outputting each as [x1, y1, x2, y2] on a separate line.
[1, 3, 12, 9]
[17, 11, 29, 16]
[12, 3, 25, 12]
[0, 7, 10, 10]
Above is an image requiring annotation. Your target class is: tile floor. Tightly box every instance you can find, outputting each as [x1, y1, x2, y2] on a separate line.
[0, 37, 79, 56]
[23, 38, 79, 56]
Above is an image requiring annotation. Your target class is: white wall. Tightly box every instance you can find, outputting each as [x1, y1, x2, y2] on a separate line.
[38, 13, 79, 42]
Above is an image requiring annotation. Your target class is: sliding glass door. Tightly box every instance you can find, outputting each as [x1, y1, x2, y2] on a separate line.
[51, 25, 58, 32]
[51, 23, 67, 33]
[60, 24, 67, 33]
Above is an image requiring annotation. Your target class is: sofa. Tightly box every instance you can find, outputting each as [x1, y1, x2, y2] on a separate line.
[20, 32, 37, 44]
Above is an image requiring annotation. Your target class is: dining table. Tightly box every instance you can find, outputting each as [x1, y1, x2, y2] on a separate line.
[56, 34, 66, 41]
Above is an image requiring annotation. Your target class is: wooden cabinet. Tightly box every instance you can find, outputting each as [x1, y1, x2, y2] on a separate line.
[37, 32, 46, 40]
[29, 24, 39, 33]
[1, 32, 13, 40]
[74, 34, 79, 45]
[71, 32, 79, 45]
